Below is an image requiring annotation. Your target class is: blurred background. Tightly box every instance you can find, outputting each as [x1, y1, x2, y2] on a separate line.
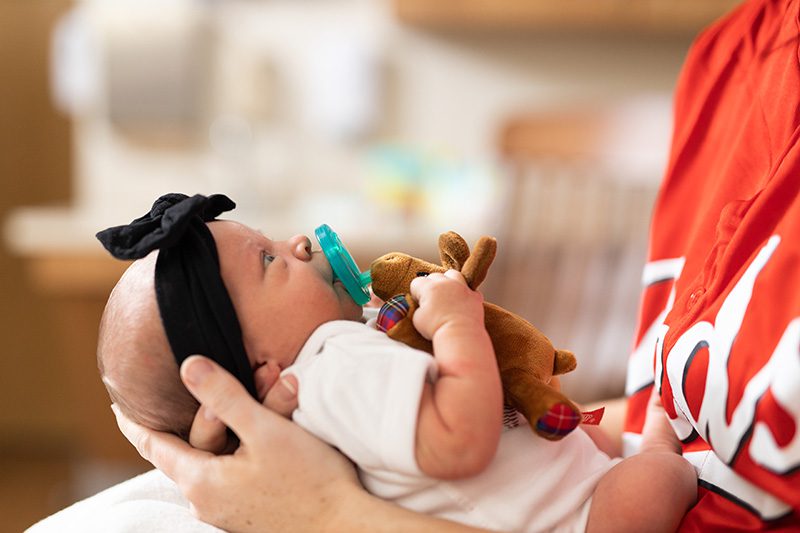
[1, 0, 739, 530]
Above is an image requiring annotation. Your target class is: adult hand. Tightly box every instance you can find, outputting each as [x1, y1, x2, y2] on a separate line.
[187, 374, 299, 454]
[113, 356, 360, 532]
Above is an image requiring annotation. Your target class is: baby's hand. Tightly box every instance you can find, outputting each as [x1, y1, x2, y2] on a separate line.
[409, 269, 485, 340]
[641, 386, 682, 455]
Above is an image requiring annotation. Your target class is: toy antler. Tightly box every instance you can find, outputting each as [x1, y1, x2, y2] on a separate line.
[437, 232, 496, 289]
[460, 236, 496, 289]
[438, 232, 470, 271]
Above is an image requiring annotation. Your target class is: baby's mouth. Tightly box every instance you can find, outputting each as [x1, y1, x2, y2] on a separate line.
[332, 279, 348, 296]
[311, 250, 335, 284]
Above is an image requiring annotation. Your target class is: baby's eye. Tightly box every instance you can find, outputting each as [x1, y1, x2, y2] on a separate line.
[263, 252, 275, 265]
[415, 271, 429, 277]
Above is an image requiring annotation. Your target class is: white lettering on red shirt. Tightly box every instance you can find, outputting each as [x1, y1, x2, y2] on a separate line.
[630, 236, 798, 519]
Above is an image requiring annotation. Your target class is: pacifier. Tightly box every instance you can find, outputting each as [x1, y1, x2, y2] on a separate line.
[314, 224, 372, 305]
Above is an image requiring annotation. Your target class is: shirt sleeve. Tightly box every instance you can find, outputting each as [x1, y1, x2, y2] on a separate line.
[285, 329, 437, 476]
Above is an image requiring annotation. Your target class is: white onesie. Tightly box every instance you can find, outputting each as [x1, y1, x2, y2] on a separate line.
[284, 320, 616, 533]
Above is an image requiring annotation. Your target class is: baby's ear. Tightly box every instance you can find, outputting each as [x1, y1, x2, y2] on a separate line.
[439, 232, 470, 271]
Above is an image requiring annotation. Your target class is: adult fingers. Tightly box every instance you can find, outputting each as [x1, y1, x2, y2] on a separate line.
[263, 374, 299, 418]
[188, 404, 230, 453]
[112, 403, 211, 483]
[180, 355, 282, 444]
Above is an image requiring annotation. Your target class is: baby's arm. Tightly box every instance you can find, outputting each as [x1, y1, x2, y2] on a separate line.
[409, 270, 503, 480]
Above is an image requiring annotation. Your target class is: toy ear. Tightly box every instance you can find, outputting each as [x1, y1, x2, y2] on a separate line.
[439, 232, 470, 271]
[461, 236, 496, 290]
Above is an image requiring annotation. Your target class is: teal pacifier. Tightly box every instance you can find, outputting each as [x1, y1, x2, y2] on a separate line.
[314, 224, 372, 306]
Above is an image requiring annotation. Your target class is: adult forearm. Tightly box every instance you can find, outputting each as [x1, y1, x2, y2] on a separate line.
[328, 488, 493, 533]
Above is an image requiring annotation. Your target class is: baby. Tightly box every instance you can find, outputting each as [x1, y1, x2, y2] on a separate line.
[98, 193, 696, 532]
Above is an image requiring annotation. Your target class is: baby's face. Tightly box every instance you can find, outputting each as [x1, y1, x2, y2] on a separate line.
[208, 221, 363, 399]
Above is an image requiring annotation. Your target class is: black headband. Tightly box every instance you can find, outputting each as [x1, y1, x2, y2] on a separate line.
[96, 193, 257, 399]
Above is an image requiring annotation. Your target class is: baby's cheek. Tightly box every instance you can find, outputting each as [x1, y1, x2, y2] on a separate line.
[333, 284, 363, 319]
[345, 298, 364, 320]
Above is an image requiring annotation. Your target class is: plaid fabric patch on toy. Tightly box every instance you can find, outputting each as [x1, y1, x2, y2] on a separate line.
[376, 294, 411, 332]
[536, 403, 580, 438]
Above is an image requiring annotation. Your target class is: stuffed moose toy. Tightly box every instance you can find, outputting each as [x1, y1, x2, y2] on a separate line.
[370, 231, 581, 440]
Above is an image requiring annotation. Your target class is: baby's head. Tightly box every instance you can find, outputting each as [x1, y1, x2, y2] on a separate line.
[97, 194, 362, 439]
[97, 253, 199, 438]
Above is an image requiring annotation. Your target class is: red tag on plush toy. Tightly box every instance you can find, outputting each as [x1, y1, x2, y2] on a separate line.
[580, 407, 605, 425]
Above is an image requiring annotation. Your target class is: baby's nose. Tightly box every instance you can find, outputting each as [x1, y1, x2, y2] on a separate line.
[289, 234, 313, 260]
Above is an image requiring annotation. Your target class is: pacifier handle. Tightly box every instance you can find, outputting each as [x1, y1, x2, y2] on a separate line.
[314, 224, 372, 306]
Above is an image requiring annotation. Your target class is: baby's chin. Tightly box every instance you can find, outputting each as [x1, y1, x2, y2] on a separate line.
[333, 281, 364, 320]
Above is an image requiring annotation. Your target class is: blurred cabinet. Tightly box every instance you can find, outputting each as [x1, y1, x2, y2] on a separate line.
[19, 253, 149, 467]
[0, 0, 74, 455]
[395, 0, 741, 34]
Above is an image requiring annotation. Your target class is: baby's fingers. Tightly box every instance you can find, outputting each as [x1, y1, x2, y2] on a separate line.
[409, 269, 463, 300]
[409, 272, 433, 299]
[640, 386, 682, 454]
[442, 269, 467, 284]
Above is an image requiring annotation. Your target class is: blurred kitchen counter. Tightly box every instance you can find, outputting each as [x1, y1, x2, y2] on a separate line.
[5, 205, 443, 259]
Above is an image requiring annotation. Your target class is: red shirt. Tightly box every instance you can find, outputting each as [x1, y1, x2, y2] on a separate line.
[623, 0, 800, 530]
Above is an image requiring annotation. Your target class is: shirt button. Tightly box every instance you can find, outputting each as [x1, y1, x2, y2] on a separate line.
[686, 287, 705, 310]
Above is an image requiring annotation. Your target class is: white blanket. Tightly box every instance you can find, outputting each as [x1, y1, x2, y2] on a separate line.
[27, 470, 221, 533]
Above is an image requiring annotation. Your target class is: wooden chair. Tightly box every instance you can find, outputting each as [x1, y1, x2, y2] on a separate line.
[485, 109, 661, 403]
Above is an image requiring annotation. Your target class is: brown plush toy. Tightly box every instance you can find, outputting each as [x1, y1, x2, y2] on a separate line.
[370, 231, 581, 441]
